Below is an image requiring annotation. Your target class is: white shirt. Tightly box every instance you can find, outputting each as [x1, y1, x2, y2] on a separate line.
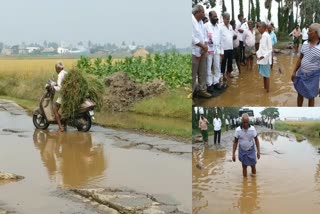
[243, 29, 255, 47]
[54, 70, 68, 92]
[54, 69, 68, 104]
[302, 28, 308, 40]
[220, 22, 234, 50]
[204, 22, 224, 54]
[234, 126, 257, 151]
[256, 32, 272, 65]
[213, 118, 222, 131]
[192, 15, 207, 57]
[236, 20, 242, 40]
[225, 118, 229, 125]
[238, 22, 249, 41]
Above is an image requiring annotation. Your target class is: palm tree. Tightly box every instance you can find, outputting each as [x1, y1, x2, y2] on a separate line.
[265, 0, 273, 20]
[239, 0, 244, 16]
[231, 0, 235, 20]
[256, 0, 261, 21]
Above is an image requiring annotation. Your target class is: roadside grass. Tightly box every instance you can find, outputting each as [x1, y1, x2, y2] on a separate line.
[275, 120, 320, 141]
[130, 88, 191, 120]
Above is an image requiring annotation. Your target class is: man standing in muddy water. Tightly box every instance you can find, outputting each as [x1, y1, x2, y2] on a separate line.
[205, 10, 224, 92]
[213, 114, 221, 144]
[232, 113, 260, 177]
[292, 23, 320, 107]
[257, 22, 272, 93]
[192, 4, 211, 98]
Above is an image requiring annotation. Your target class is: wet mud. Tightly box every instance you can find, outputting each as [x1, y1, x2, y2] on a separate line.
[193, 126, 320, 214]
[194, 54, 320, 107]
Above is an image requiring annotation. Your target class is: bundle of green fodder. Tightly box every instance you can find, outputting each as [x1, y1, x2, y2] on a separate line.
[60, 68, 104, 118]
[85, 74, 104, 111]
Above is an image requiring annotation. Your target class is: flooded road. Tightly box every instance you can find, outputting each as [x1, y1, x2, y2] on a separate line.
[193, 126, 320, 214]
[0, 100, 191, 213]
[194, 54, 320, 107]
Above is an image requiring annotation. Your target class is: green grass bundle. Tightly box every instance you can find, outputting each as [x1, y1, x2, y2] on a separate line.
[60, 68, 105, 118]
[60, 68, 88, 118]
[85, 74, 105, 111]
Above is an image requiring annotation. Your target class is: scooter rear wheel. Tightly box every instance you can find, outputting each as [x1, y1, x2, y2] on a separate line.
[33, 114, 49, 129]
[76, 113, 92, 132]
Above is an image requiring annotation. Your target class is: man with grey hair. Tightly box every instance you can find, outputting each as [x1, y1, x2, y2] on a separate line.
[220, 12, 235, 79]
[257, 22, 272, 93]
[53, 61, 68, 131]
[232, 113, 260, 177]
[192, 4, 211, 98]
[292, 23, 320, 106]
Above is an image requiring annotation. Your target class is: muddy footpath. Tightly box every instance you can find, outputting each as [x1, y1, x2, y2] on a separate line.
[0, 99, 191, 214]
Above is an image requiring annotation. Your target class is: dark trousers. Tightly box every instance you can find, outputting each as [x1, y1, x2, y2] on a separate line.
[233, 47, 241, 72]
[214, 130, 221, 144]
[240, 41, 245, 63]
[221, 49, 233, 74]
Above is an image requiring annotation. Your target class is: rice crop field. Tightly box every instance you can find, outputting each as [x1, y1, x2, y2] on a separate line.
[0, 58, 77, 79]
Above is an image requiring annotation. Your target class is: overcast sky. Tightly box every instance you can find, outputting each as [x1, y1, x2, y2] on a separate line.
[197, 107, 320, 119]
[0, 0, 190, 47]
[250, 107, 320, 119]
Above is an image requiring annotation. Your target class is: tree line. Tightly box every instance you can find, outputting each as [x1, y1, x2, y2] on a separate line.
[192, 0, 320, 35]
[192, 107, 280, 130]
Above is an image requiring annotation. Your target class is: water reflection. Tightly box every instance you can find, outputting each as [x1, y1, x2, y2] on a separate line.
[194, 54, 320, 106]
[236, 178, 260, 214]
[192, 148, 226, 214]
[33, 130, 106, 187]
[260, 131, 279, 144]
[193, 129, 320, 213]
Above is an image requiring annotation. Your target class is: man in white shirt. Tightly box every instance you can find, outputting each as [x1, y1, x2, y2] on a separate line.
[192, 4, 211, 98]
[237, 14, 248, 65]
[220, 12, 235, 79]
[301, 25, 309, 44]
[213, 114, 222, 144]
[53, 62, 68, 132]
[243, 20, 255, 70]
[232, 113, 260, 177]
[225, 117, 230, 131]
[257, 22, 273, 93]
[231, 20, 241, 73]
[205, 10, 224, 91]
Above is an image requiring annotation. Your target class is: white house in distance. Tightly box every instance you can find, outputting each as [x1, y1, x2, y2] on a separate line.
[57, 47, 69, 54]
[26, 47, 40, 53]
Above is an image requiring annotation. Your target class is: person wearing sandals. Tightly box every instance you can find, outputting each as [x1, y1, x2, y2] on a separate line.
[292, 23, 320, 106]
[256, 22, 272, 93]
[232, 113, 260, 177]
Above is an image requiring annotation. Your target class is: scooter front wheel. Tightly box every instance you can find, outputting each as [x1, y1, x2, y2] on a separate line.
[33, 114, 49, 129]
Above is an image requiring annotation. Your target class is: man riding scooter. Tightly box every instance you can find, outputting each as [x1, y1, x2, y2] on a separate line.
[53, 62, 68, 132]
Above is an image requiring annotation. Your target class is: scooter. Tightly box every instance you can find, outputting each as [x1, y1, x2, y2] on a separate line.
[32, 80, 95, 132]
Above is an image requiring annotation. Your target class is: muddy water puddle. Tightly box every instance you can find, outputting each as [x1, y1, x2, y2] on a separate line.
[193, 130, 320, 214]
[194, 54, 320, 107]
[0, 108, 191, 213]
